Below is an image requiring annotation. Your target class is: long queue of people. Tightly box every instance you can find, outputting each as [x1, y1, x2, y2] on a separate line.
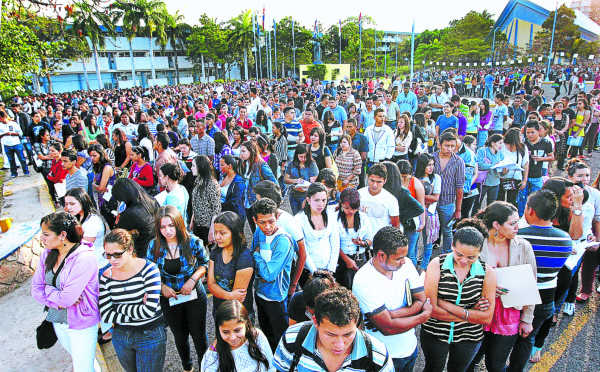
[5, 75, 599, 372]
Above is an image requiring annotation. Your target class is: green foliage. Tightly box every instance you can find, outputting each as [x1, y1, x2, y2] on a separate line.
[0, 16, 42, 93]
[186, 14, 229, 79]
[533, 5, 586, 58]
[306, 64, 327, 80]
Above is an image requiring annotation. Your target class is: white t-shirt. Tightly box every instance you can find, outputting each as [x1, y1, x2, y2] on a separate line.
[140, 137, 155, 163]
[358, 188, 399, 234]
[583, 186, 600, 238]
[277, 210, 304, 242]
[338, 211, 373, 255]
[352, 259, 423, 358]
[500, 146, 529, 181]
[82, 214, 108, 269]
[200, 329, 274, 372]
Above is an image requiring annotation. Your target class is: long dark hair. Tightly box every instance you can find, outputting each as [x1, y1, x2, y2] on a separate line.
[542, 177, 575, 231]
[310, 127, 326, 156]
[65, 187, 99, 224]
[72, 134, 88, 152]
[138, 123, 153, 142]
[213, 212, 246, 262]
[220, 154, 242, 175]
[193, 155, 215, 193]
[382, 161, 403, 197]
[504, 128, 525, 156]
[255, 109, 269, 132]
[303, 182, 329, 228]
[292, 143, 314, 168]
[153, 205, 193, 262]
[88, 144, 109, 174]
[480, 99, 491, 117]
[112, 178, 159, 217]
[211, 300, 268, 372]
[414, 153, 434, 181]
[337, 187, 362, 233]
[41, 212, 83, 272]
[214, 131, 230, 154]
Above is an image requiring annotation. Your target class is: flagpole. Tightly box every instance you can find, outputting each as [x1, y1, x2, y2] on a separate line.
[274, 20, 278, 80]
[374, 28, 377, 77]
[359, 18, 362, 79]
[252, 15, 259, 79]
[292, 20, 296, 78]
[339, 20, 342, 64]
[257, 16, 262, 80]
[546, 1, 558, 81]
[410, 11, 415, 80]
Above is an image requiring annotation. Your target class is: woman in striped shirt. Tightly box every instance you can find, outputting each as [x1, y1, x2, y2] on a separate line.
[422, 224, 497, 372]
[99, 229, 166, 372]
[333, 134, 362, 191]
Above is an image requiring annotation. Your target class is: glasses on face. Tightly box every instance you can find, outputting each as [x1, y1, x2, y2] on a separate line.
[102, 250, 127, 259]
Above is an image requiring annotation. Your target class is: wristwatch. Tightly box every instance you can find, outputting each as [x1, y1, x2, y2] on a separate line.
[573, 209, 583, 216]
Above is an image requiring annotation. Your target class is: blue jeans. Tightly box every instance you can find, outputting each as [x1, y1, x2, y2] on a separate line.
[484, 84, 494, 99]
[393, 346, 418, 372]
[406, 230, 420, 267]
[421, 242, 434, 271]
[112, 325, 167, 372]
[4, 143, 29, 176]
[517, 177, 544, 216]
[507, 302, 554, 372]
[255, 295, 289, 351]
[437, 203, 456, 254]
[289, 194, 305, 216]
[477, 131, 488, 149]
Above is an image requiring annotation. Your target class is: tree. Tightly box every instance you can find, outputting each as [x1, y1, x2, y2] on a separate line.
[227, 10, 254, 80]
[532, 5, 583, 58]
[70, 2, 117, 90]
[187, 14, 228, 80]
[0, 16, 41, 95]
[165, 11, 191, 85]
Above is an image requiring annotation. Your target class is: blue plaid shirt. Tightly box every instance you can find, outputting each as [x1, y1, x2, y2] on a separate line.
[147, 235, 209, 292]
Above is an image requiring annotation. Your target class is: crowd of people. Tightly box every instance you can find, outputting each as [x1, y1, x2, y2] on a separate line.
[0, 64, 598, 371]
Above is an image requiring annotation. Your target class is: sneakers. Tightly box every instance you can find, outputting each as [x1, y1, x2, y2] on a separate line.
[563, 302, 575, 316]
[10, 174, 16, 178]
[24, 173, 30, 177]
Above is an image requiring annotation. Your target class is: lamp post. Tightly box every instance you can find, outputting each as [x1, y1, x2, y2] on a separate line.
[491, 27, 499, 65]
[546, 2, 559, 81]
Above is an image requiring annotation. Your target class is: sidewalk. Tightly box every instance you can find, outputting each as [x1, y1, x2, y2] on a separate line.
[0, 171, 108, 371]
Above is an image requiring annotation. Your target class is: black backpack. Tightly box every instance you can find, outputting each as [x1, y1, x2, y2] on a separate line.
[288, 322, 383, 372]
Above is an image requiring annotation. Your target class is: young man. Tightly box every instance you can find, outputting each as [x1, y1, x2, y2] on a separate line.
[280, 106, 303, 161]
[61, 149, 88, 191]
[300, 110, 322, 144]
[435, 102, 459, 143]
[316, 94, 329, 121]
[236, 106, 253, 132]
[428, 85, 448, 121]
[359, 163, 400, 234]
[154, 132, 179, 176]
[345, 119, 368, 188]
[508, 190, 572, 372]
[274, 286, 394, 372]
[396, 83, 417, 117]
[252, 198, 295, 350]
[364, 108, 395, 167]
[353, 226, 432, 372]
[434, 132, 465, 253]
[323, 96, 348, 128]
[490, 93, 508, 135]
[0, 110, 30, 178]
[189, 119, 215, 161]
[517, 121, 554, 216]
[253, 180, 306, 296]
[360, 96, 376, 130]
[508, 96, 527, 128]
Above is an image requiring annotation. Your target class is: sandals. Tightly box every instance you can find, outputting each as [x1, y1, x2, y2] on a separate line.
[576, 293, 590, 303]
[98, 330, 112, 345]
[530, 346, 542, 363]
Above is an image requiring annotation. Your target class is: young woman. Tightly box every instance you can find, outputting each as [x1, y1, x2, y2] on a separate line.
[46, 141, 67, 205]
[111, 178, 160, 258]
[309, 127, 332, 170]
[567, 99, 591, 159]
[220, 155, 246, 221]
[231, 126, 245, 157]
[322, 110, 342, 152]
[424, 107, 437, 152]
[294, 183, 340, 279]
[213, 131, 233, 174]
[138, 123, 155, 163]
[191, 155, 221, 244]
[466, 101, 480, 138]
[285, 144, 319, 215]
[34, 127, 53, 177]
[128, 146, 154, 192]
[477, 99, 492, 149]
[257, 134, 279, 178]
[336, 187, 372, 290]
[271, 121, 288, 177]
[112, 128, 132, 172]
[240, 140, 277, 231]
[201, 300, 274, 372]
[422, 223, 497, 372]
[148, 206, 210, 372]
[255, 109, 272, 134]
[415, 153, 441, 271]
[460, 204, 536, 372]
[499, 128, 529, 208]
[224, 117, 237, 144]
[89, 144, 116, 210]
[207, 212, 255, 320]
[552, 100, 570, 169]
[347, 103, 361, 128]
[579, 161, 600, 302]
[99, 229, 166, 372]
[83, 114, 102, 145]
[73, 134, 92, 173]
[32, 212, 101, 372]
[96, 134, 115, 166]
[333, 134, 362, 191]
[472, 134, 505, 214]
[392, 114, 413, 161]
[158, 162, 189, 224]
[585, 96, 600, 156]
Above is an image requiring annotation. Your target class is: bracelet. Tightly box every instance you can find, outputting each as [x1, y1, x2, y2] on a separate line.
[466, 309, 470, 321]
[189, 277, 198, 283]
[463, 308, 467, 320]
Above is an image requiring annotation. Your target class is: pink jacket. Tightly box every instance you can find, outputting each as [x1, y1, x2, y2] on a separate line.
[31, 243, 100, 330]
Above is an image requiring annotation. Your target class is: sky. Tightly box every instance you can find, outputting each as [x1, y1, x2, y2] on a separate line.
[165, 0, 563, 33]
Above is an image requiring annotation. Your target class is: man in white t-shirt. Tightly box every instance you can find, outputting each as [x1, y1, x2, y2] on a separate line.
[358, 163, 400, 234]
[353, 226, 432, 372]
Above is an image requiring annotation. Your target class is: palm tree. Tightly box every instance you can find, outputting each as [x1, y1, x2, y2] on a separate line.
[115, 0, 169, 87]
[70, 3, 117, 90]
[227, 10, 254, 80]
[166, 11, 190, 85]
[114, 3, 139, 87]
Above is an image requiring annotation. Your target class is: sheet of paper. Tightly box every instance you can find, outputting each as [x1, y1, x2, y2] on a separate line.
[495, 264, 541, 308]
[102, 185, 113, 201]
[491, 158, 524, 171]
[168, 289, 198, 306]
[154, 190, 167, 205]
[564, 241, 598, 270]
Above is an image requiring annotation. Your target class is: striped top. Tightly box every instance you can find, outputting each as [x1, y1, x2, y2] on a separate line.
[99, 259, 163, 330]
[517, 225, 572, 304]
[280, 119, 302, 151]
[433, 151, 466, 206]
[422, 254, 487, 344]
[273, 321, 394, 372]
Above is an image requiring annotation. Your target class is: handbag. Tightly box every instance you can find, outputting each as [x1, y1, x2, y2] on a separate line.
[35, 244, 79, 350]
[501, 178, 520, 191]
[567, 136, 583, 147]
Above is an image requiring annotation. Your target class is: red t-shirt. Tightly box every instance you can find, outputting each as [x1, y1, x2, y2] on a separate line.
[300, 120, 322, 144]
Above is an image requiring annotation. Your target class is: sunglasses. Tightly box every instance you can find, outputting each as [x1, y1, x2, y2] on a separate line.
[102, 250, 127, 259]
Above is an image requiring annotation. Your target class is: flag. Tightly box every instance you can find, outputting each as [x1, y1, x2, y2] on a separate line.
[262, 7, 265, 31]
[291, 19, 295, 44]
[313, 19, 318, 38]
[255, 14, 260, 35]
[338, 19, 342, 37]
[358, 12, 362, 32]
[273, 19, 276, 32]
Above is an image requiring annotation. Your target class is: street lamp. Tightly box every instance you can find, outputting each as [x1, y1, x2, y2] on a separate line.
[491, 27, 500, 64]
